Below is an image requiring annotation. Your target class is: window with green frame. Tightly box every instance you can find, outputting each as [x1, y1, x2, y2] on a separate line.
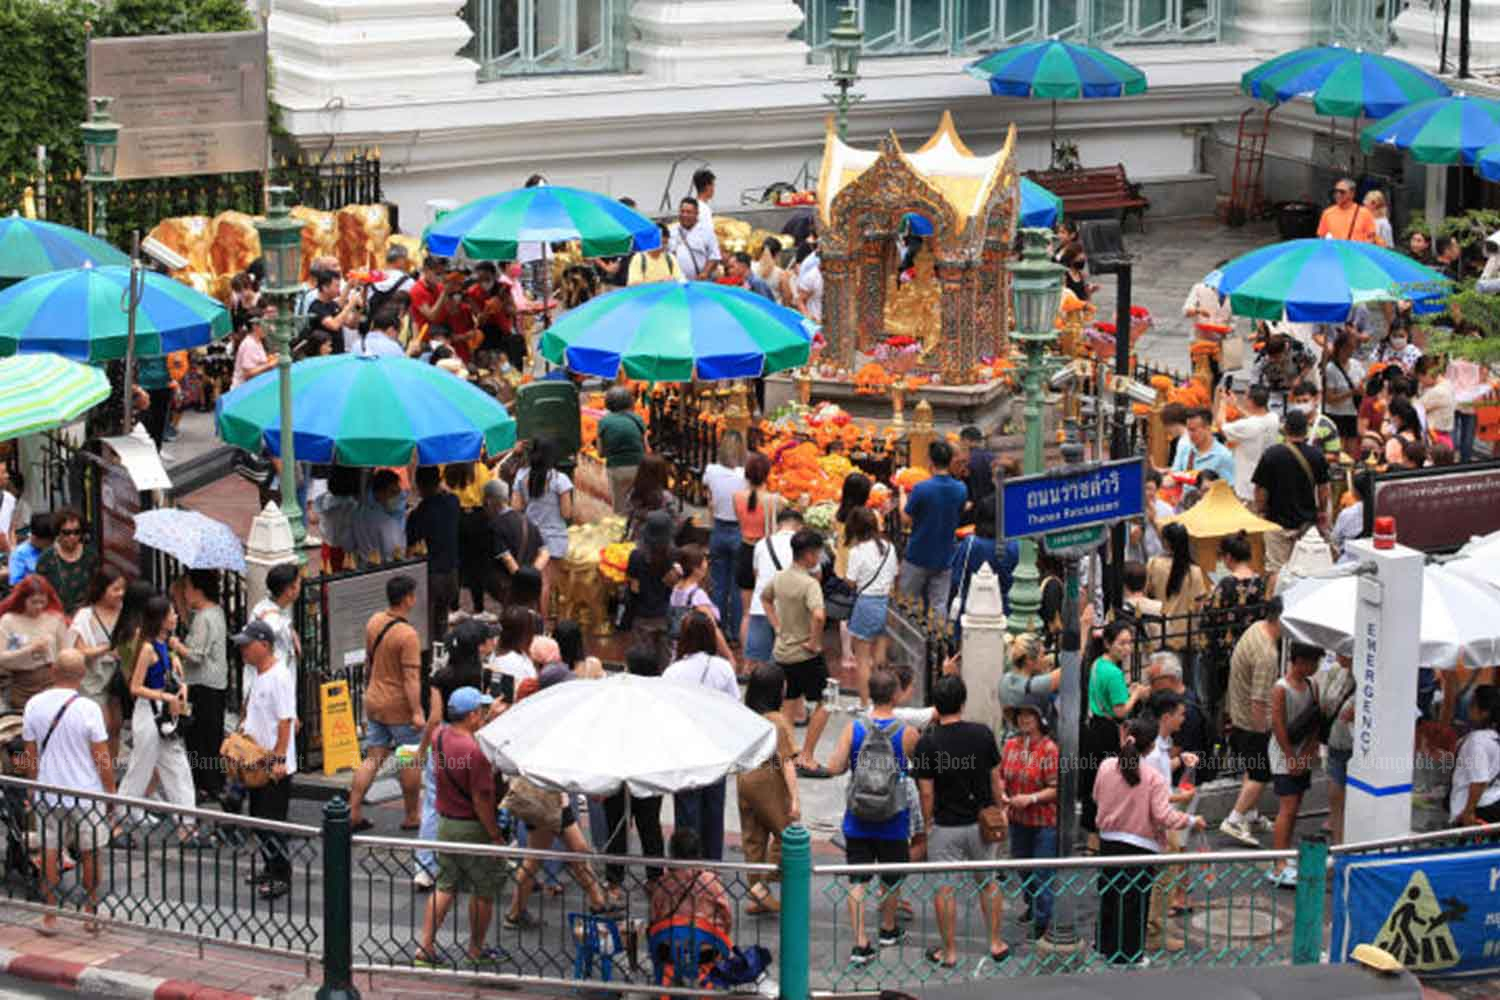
[796, 0, 1219, 52]
[464, 0, 626, 78]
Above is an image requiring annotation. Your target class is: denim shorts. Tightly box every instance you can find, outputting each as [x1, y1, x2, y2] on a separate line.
[848, 594, 889, 641]
[367, 720, 423, 750]
[744, 615, 774, 662]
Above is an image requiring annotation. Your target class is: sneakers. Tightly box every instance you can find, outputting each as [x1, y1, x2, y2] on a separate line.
[1252, 815, 1275, 833]
[1267, 865, 1299, 889]
[1218, 817, 1259, 847]
[848, 944, 877, 966]
[877, 926, 907, 948]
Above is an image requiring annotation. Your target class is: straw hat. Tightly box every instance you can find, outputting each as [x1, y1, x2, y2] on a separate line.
[1350, 943, 1403, 975]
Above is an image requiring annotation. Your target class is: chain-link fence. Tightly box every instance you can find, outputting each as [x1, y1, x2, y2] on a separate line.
[809, 846, 1301, 992]
[0, 776, 321, 955]
[351, 832, 780, 993]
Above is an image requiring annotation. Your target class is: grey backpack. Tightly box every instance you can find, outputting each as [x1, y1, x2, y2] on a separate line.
[847, 719, 906, 823]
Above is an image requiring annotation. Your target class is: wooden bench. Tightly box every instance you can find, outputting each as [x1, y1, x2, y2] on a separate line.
[1025, 164, 1150, 232]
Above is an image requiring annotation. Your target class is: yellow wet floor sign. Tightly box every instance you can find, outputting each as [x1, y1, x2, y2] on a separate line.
[1372, 869, 1460, 972]
[320, 680, 362, 775]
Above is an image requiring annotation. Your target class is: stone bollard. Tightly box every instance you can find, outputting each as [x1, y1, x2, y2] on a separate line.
[960, 563, 1008, 737]
[245, 500, 296, 612]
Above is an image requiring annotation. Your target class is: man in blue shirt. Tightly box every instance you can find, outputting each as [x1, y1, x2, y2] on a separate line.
[7, 514, 54, 587]
[1170, 408, 1235, 497]
[899, 440, 967, 615]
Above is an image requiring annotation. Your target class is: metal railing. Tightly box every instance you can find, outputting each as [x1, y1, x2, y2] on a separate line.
[1091, 0, 1220, 44]
[464, 0, 627, 80]
[0, 776, 322, 957]
[9, 760, 1500, 998]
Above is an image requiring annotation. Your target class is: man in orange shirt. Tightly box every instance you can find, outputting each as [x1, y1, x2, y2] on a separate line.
[1316, 178, 1377, 243]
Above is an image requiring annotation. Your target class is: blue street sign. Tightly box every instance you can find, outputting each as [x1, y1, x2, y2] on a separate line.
[1001, 457, 1145, 541]
[1331, 843, 1500, 976]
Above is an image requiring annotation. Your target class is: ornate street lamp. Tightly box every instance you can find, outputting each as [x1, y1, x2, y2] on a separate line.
[1005, 227, 1066, 635]
[826, 4, 864, 140]
[80, 96, 120, 240]
[254, 186, 309, 554]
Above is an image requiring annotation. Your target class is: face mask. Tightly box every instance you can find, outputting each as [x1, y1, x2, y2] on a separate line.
[1389, 336, 1408, 350]
[1291, 402, 1315, 415]
[384, 494, 404, 515]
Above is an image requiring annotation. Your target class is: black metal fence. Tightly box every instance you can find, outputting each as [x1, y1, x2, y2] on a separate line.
[35, 150, 384, 242]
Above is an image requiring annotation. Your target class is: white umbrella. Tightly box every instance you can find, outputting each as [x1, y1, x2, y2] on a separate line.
[132, 508, 247, 573]
[1281, 564, 1500, 668]
[475, 673, 776, 797]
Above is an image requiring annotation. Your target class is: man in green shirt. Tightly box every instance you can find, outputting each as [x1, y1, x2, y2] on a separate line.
[1287, 380, 1341, 461]
[597, 386, 646, 513]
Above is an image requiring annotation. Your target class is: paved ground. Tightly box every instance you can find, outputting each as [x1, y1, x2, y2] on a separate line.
[35, 215, 1486, 997]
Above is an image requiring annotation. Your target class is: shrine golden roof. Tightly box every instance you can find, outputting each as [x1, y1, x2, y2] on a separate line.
[1164, 480, 1281, 538]
[817, 111, 1012, 235]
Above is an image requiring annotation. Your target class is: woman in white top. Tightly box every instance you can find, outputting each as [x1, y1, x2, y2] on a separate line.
[702, 432, 747, 650]
[1452, 686, 1500, 826]
[66, 567, 127, 760]
[662, 611, 739, 860]
[512, 438, 574, 622]
[843, 507, 897, 707]
[483, 607, 538, 703]
[1363, 190, 1394, 248]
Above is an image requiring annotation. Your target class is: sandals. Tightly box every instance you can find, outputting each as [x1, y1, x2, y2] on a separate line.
[924, 947, 958, 970]
[503, 909, 539, 929]
[468, 946, 509, 967]
[350, 818, 375, 833]
[1168, 904, 1196, 917]
[795, 763, 834, 780]
[258, 878, 290, 900]
[990, 947, 1011, 963]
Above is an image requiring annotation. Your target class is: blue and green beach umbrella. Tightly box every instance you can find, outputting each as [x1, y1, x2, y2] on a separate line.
[0, 265, 230, 361]
[424, 185, 661, 260]
[0, 217, 128, 282]
[1242, 45, 1450, 120]
[216, 354, 517, 466]
[1360, 94, 1500, 163]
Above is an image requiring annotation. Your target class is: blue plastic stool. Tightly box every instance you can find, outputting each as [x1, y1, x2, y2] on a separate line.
[569, 912, 624, 982]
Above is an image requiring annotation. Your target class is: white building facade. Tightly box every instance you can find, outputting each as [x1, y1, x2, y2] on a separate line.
[266, 0, 1500, 229]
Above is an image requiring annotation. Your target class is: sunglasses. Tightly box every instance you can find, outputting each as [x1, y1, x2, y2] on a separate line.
[59, 528, 84, 536]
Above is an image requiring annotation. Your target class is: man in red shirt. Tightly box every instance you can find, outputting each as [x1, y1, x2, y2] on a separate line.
[414, 686, 506, 968]
[407, 258, 476, 354]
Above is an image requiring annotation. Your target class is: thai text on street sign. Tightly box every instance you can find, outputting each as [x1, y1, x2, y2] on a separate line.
[88, 31, 268, 181]
[1044, 524, 1107, 556]
[1001, 457, 1146, 540]
[319, 681, 361, 775]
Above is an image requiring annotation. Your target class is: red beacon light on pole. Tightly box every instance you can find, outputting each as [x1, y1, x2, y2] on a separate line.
[1373, 516, 1397, 550]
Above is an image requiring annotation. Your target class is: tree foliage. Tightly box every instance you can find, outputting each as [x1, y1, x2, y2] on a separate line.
[0, 0, 254, 217]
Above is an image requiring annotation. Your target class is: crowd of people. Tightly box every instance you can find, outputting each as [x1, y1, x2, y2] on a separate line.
[2, 176, 1499, 977]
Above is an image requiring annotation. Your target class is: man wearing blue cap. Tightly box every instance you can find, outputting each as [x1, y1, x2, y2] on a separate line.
[415, 685, 506, 968]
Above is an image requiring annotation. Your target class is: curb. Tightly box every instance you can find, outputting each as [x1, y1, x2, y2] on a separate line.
[0, 945, 269, 1000]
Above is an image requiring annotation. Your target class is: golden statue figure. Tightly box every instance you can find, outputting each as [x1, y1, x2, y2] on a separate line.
[884, 245, 943, 358]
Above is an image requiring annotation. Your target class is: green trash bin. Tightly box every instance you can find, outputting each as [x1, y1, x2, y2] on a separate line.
[513, 380, 581, 469]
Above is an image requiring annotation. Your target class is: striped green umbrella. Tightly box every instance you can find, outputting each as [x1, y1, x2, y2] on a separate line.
[1242, 45, 1449, 120]
[0, 353, 109, 441]
[423, 185, 661, 261]
[540, 281, 814, 382]
[965, 39, 1147, 156]
[0, 217, 128, 282]
[0, 265, 231, 361]
[216, 354, 517, 466]
[1360, 94, 1500, 163]
[1203, 238, 1450, 323]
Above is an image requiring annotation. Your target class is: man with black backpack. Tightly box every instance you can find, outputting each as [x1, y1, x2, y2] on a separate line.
[824, 668, 921, 966]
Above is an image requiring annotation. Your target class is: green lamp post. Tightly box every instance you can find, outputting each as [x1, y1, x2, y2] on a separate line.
[825, 4, 864, 140]
[254, 186, 309, 555]
[1005, 227, 1066, 635]
[80, 96, 120, 240]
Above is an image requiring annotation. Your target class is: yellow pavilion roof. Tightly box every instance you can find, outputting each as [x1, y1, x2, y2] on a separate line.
[1164, 480, 1281, 538]
[817, 112, 1010, 236]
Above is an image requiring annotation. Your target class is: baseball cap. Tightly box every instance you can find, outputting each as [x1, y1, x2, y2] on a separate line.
[232, 621, 276, 647]
[447, 686, 494, 718]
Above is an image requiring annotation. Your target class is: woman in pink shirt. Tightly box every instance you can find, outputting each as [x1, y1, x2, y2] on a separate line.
[1093, 715, 1205, 966]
